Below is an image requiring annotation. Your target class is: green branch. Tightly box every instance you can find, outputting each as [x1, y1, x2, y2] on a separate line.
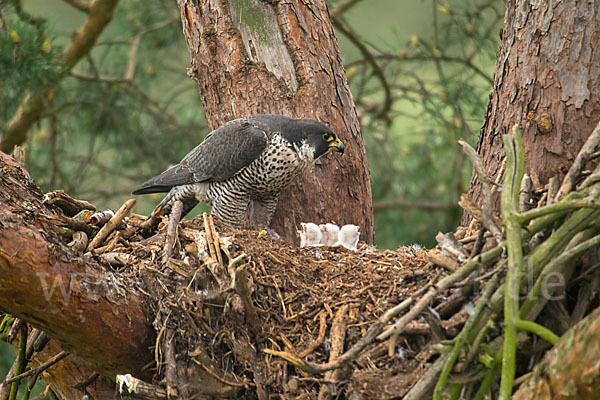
[499, 125, 524, 400]
[514, 320, 559, 345]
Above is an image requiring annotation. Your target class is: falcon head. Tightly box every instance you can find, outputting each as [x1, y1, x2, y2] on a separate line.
[293, 119, 345, 158]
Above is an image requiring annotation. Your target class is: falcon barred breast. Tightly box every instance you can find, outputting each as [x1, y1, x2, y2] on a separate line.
[132, 114, 344, 229]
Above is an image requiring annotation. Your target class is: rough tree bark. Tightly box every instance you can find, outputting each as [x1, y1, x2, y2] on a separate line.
[0, 153, 154, 398]
[176, 0, 373, 243]
[513, 306, 600, 400]
[466, 0, 600, 215]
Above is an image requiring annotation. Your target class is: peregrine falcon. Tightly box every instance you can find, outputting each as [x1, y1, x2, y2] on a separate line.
[132, 115, 344, 229]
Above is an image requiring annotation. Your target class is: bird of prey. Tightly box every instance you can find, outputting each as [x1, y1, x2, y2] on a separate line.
[132, 115, 344, 229]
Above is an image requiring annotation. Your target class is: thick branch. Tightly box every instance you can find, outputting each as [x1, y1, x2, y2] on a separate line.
[0, 152, 154, 379]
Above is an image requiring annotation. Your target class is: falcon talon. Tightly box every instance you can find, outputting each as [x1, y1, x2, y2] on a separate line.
[132, 115, 344, 230]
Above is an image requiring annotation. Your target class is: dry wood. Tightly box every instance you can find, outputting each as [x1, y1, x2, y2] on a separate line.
[555, 119, 600, 201]
[165, 329, 178, 398]
[425, 249, 459, 272]
[162, 200, 183, 263]
[235, 268, 261, 338]
[435, 232, 469, 261]
[318, 305, 348, 400]
[46, 213, 93, 236]
[42, 190, 96, 216]
[202, 213, 219, 264]
[2, 351, 68, 385]
[117, 374, 167, 399]
[519, 174, 534, 212]
[89, 209, 114, 225]
[67, 231, 88, 254]
[299, 311, 328, 358]
[86, 199, 136, 252]
[207, 213, 223, 266]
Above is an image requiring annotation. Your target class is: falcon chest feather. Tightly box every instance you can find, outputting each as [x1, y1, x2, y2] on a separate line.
[209, 132, 315, 199]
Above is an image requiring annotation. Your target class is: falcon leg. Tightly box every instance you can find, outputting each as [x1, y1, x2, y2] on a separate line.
[212, 196, 251, 228]
[251, 195, 279, 230]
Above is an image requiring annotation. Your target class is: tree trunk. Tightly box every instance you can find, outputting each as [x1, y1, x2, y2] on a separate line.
[176, 0, 373, 244]
[466, 0, 600, 216]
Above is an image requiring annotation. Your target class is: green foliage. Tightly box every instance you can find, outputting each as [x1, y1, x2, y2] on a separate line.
[339, 0, 503, 247]
[0, 5, 59, 124]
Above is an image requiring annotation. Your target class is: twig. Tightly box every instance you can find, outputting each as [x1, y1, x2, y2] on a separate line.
[203, 213, 218, 264]
[378, 245, 503, 342]
[235, 269, 262, 338]
[319, 305, 348, 399]
[125, 19, 177, 80]
[72, 372, 100, 395]
[228, 253, 248, 287]
[6, 319, 23, 344]
[513, 320, 558, 345]
[162, 200, 183, 263]
[42, 190, 96, 216]
[299, 311, 328, 358]
[190, 358, 246, 388]
[61, 0, 92, 12]
[555, 119, 600, 201]
[330, 0, 365, 19]
[207, 213, 223, 266]
[165, 329, 178, 398]
[459, 139, 503, 243]
[433, 270, 502, 398]
[519, 174, 533, 212]
[8, 324, 27, 400]
[426, 250, 459, 272]
[517, 198, 596, 223]
[3, 352, 68, 385]
[404, 355, 448, 400]
[86, 199, 136, 251]
[333, 18, 392, 122]
[520, 233, 600, 320]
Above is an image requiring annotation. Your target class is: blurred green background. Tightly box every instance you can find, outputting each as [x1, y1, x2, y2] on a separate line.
[1, 0, 504, 389]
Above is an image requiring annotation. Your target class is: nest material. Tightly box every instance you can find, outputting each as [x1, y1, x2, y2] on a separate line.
[84, 209, 460, 399]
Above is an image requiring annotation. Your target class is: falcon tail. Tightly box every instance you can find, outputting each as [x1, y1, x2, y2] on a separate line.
[131, 185, 173, 195]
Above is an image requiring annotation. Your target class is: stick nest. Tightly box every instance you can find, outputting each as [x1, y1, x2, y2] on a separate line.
[100, 213, 448, 399]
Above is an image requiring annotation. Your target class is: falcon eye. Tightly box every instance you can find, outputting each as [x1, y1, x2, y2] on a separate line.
[322, 133, 334, 142]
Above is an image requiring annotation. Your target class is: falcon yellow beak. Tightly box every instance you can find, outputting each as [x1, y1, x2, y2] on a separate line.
[329, 138, 344, 155]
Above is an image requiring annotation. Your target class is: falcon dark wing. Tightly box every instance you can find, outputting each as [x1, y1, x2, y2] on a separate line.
[132, 121, 269, 194]
[181, 120, 269, 182]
